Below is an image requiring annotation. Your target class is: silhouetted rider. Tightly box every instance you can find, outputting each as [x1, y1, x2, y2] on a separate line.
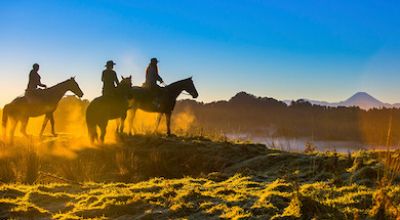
[25, 63, 47, 102]
[145, 58, 164, 89]
[26, 63, 47, 91]
[102, 60, 119, 96]
[143, 58, 164, 108]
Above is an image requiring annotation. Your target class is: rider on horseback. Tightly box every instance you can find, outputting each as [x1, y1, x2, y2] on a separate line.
[25, 63, 47, 101]
[102, 60, 119, 97]
[144, 58, 164, 89]
[26, 63, 47, 91]
[144, 58, 164, 108]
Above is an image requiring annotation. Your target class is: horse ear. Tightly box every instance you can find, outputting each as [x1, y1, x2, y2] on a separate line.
[121, 75, 125, 80]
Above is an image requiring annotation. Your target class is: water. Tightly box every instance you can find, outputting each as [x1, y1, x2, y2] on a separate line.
[226, 134, 368, 153]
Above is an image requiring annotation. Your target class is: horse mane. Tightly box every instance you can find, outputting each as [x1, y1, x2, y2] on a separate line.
[46, 78, 72, 90]
[166, 77, 192, 88]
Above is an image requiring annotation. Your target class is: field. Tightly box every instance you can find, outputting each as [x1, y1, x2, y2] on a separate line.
[1, 134, 400, 219]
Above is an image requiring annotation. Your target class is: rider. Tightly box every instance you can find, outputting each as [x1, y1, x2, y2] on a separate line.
[25, 63, 47, 100]
[26, 63, 47, 91]
[145, 58, 164, 89]
[144, 58, 164, 108]
[102, 60, 119, 96]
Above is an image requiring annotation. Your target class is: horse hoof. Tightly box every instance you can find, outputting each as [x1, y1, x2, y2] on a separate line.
[52, 133, 58, 137]
[167, 133, 176, 138]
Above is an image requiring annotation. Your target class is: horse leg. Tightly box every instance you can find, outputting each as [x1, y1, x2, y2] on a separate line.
[166, 113, 171, 136]
[128, 108, 137, 135]
[48, 113, 57, 137]
[115, 119, 121, 134]
[2, 128, 5, 142]
[154, 113, 163, 134]
[40, 115, 49, 137]
[2, 107, 8, 142]
[2, 122, 6, 142]
[99, 121, 108, 144]
[19, 117, 29, 138]
[89, 127, 96, 145]
[120, 112, 127, 134]
[9, 119, 18, 145]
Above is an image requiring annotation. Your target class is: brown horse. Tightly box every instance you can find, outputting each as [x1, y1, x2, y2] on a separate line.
[86, 76, 132, 144]
[128, 77, 198, 135]
[2, 77, 84, 143]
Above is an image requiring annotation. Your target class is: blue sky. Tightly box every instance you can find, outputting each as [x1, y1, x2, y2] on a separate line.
[1, 0, 400, 105]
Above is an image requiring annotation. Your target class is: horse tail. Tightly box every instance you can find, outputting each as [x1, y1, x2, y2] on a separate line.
[85, 105, 97, 144]
[2, 104, 9, 140]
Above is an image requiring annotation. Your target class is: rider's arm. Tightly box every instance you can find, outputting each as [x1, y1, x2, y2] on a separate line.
[38, 77, 47, 88]
[35, 73, 47, 88]
[156, 74, 163, 83]
[113, 71, 119, 86]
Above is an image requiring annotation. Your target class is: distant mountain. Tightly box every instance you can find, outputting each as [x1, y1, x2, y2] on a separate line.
[338, 92, 390, 109]
[284, 92, 396, 110]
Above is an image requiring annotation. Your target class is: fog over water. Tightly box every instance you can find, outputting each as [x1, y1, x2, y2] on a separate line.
[226, 133, 398, 153]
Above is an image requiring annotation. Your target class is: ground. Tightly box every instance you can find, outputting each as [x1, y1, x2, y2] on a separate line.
[0, 135, 399, 219]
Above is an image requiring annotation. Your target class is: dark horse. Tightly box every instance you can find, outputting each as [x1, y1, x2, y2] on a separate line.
[128, 77, 198, 135]
[2, 77, 84, 143]
[86, 76, 132, 144]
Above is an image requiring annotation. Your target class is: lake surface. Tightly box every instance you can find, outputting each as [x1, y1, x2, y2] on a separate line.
[226, 134, 393, 153]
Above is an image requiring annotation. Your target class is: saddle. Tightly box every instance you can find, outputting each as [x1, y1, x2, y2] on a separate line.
[132, 86, 165, 109]
[24, 89, 46, 103]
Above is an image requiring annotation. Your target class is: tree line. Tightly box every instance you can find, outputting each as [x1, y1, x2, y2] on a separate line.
[175, 92, 400, 145]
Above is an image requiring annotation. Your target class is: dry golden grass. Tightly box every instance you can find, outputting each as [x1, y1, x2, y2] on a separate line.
[0, 134, 400, 219]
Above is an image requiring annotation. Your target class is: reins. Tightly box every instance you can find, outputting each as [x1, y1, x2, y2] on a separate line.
[162, 82, 192, 96]
[181, 92, 192, 96]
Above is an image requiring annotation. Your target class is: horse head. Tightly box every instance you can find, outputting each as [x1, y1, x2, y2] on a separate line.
[69, 77, 84, 98]
[120, 75, 132, 88]
[117, 75, 132, 96]
[184, 77, 198, 98]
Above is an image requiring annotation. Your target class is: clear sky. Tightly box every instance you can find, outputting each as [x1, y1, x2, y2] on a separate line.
[1, 0, 400, 106]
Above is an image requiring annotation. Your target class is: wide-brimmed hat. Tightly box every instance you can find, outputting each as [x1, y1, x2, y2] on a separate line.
[105, 60, 116, 67]
[150, 58, 159, 63]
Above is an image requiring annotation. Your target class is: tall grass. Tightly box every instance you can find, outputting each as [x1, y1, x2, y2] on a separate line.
[370, 111, 400, 219]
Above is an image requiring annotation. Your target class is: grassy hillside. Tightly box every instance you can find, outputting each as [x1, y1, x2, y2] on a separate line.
[3, 175, 398, 219]
[0, 135, 400, 219]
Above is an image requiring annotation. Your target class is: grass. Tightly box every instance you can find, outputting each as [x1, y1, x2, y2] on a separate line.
[0, 175, 394, 219]
[0, 134, 400, 219]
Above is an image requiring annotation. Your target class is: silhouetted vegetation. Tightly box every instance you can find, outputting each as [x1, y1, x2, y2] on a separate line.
[176, 92, 400, 145]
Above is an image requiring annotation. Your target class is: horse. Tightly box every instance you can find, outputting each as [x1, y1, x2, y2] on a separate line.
[2, 77, 84, 143]
[86, 76, 132, 144]
[128, 77, 198, 136]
